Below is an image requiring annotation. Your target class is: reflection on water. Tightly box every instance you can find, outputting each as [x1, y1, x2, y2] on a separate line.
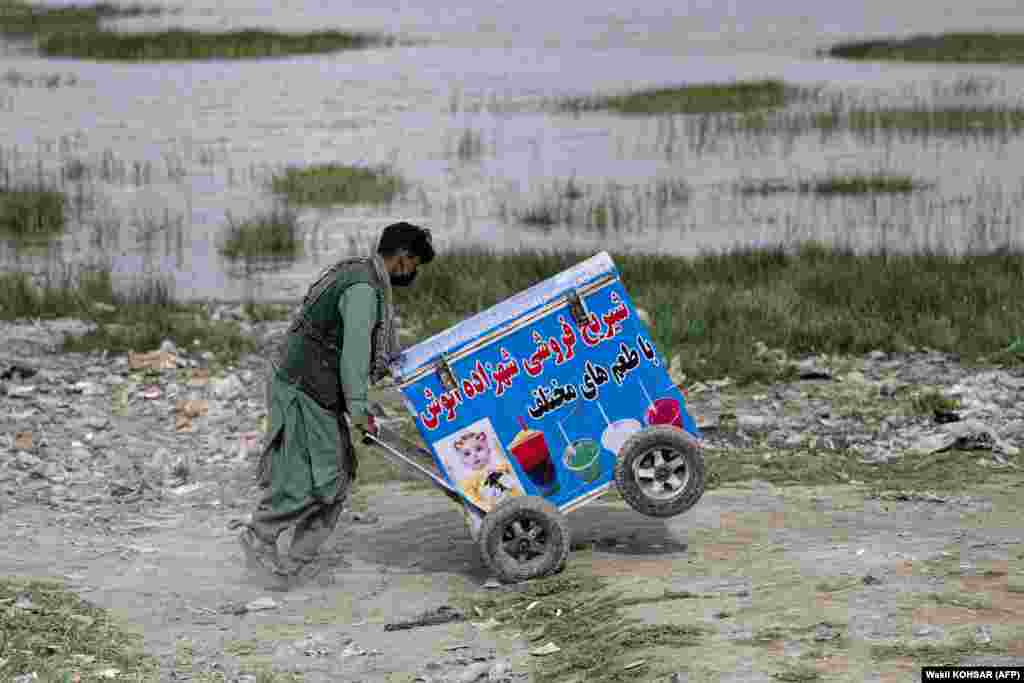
[2, 0, 1024, 300]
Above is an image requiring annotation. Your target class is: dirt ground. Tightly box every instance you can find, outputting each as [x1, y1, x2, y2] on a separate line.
[2, 463, 1023, 682]
[3, 332, 1024, 681]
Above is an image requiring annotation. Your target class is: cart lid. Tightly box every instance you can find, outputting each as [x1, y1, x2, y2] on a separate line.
[390, 251, 617, 382]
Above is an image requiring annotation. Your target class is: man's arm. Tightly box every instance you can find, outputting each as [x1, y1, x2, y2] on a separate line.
[338, 283, 378, 424]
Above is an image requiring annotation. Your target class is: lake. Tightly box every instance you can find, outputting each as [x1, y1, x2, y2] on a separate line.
[2, 0, 1024, 301]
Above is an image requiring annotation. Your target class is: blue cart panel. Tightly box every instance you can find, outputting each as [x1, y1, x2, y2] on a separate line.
[390, 252, 701, 515]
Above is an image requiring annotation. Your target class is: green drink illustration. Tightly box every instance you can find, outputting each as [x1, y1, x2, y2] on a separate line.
[565, 438, 602, 483]
[557, 420, 603, 484]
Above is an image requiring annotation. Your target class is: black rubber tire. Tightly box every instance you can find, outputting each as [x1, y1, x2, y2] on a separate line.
[478, 496, 570, 584]
[614, 425, 705, 518]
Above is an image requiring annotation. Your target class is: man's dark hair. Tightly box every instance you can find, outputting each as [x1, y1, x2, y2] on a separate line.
[377, 221, 434, 264]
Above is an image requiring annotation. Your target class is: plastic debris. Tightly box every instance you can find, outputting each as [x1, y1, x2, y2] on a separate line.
[128, 350, 177, 371]
[340, 643, 368, 658]
[244, 597, 280, 612]
[529, 643, 560, 656]
[14, 431, 33, 450]
[187, 367, 210, 387]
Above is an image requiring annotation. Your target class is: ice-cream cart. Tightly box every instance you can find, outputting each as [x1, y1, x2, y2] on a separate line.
[364, 251, 705, 583]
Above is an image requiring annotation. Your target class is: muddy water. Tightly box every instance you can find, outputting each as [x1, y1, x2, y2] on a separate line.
[2, 0, 1024, 301]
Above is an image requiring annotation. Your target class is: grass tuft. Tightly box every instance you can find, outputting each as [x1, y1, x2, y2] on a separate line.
[926, 592, 993, 610]
[824, 32, 1024, 64]
[737, 174, 929, 196]
[559, 79, 807, 115]
[0, 181, 66, 236]
[220, 204, 303, 261]
[705, 446, 1005, 493]
[38, 27, 393, 61]
[846, 108, 1024, 135]
[772, 663, 822, 682]
[805, 174, 927, 195]
[0, 0, 395, 60]
[0, 0, 160, 38]
[0, 267, 257, 362]
[269, 163, 405, 207]
[499, 178, 690, 233]
[734, 105, 1024, 140]
[909, 389, 960, 415]
[871, 637, 998, 666]
[0, 577, 158, 680]
[462, 569, 706, 683]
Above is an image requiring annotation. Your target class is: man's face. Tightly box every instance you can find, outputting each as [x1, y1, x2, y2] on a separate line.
[390, 251, 420, 287]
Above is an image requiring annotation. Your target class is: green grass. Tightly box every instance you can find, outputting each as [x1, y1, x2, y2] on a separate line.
[0, 0, 395, 60]
[0, 0, 160, 38]
[926, 592, 993, 610]
[846, 108, 1024, 135]
[0, 182, 66, 236]
[0, 267, 257, 362]
[772, 663, 821, 682]
[0, 577, 158, 681]
[824, 32, 1024, 64]
[37, 27, 392, 61]
[703, 446, 1011, 493]
[220, 205, 303, 261]
[737, 174, 928, 196]
[396, 243, 1024, 387]
[734, 106, 1024, 139]
[498, 178, 690, 233]
[461, 568, 709, 683]
[268, 164, 405, 207]
[6, 241, 1024, 386]
[871, 637, 1000, 666]
[805, 174, 927, 195]
[559, 79, 807, 115]
[909, 388, 959, 415]
[242, 301, 293, 322]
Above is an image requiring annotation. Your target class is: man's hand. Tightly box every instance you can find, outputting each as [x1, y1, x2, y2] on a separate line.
[350, 413, 378, 445]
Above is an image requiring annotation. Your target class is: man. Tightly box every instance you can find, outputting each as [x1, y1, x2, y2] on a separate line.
[238, 221, 434, 584]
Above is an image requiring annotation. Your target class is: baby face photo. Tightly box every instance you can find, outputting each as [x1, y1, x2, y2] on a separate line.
[434, 418, 506, 480]
[433, 418, 525, 510]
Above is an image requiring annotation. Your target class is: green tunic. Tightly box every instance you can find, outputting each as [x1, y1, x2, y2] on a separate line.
[264, 280, 380, 516]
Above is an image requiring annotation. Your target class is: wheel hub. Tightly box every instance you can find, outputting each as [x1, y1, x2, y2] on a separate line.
[632, 447, 691, 501]
[502, 516, 549, 563]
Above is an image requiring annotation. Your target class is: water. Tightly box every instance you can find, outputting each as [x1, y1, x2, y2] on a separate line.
[2, 0, 1024, 301]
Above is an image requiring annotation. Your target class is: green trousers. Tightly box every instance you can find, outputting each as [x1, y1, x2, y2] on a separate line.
[250, 369, 356, 563]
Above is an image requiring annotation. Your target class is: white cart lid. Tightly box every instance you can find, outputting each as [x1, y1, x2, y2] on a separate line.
[390, 251, 617, 381]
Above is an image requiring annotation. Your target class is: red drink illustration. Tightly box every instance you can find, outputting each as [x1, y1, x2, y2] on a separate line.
[508, 417, 559, 494]
[645, 397, 683, 429]
[638, 378, 684, 429]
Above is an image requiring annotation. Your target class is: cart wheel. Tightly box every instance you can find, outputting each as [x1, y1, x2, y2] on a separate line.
[478, 496, 570, 584]
[615, 425, 705, 518]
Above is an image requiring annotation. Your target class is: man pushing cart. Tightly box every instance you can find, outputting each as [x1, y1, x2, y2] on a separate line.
[365, 250, 705, 583]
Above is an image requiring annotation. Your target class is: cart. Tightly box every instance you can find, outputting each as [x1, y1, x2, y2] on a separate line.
[363, 251, 705, 583]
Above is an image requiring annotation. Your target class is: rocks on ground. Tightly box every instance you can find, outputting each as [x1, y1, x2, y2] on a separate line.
[679, 344, 1024, 471]
[2, 320, 1024, 511]
[0, 309, 281, 510]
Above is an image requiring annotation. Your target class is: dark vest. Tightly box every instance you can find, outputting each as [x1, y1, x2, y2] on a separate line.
[274, 258, 386, 413]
